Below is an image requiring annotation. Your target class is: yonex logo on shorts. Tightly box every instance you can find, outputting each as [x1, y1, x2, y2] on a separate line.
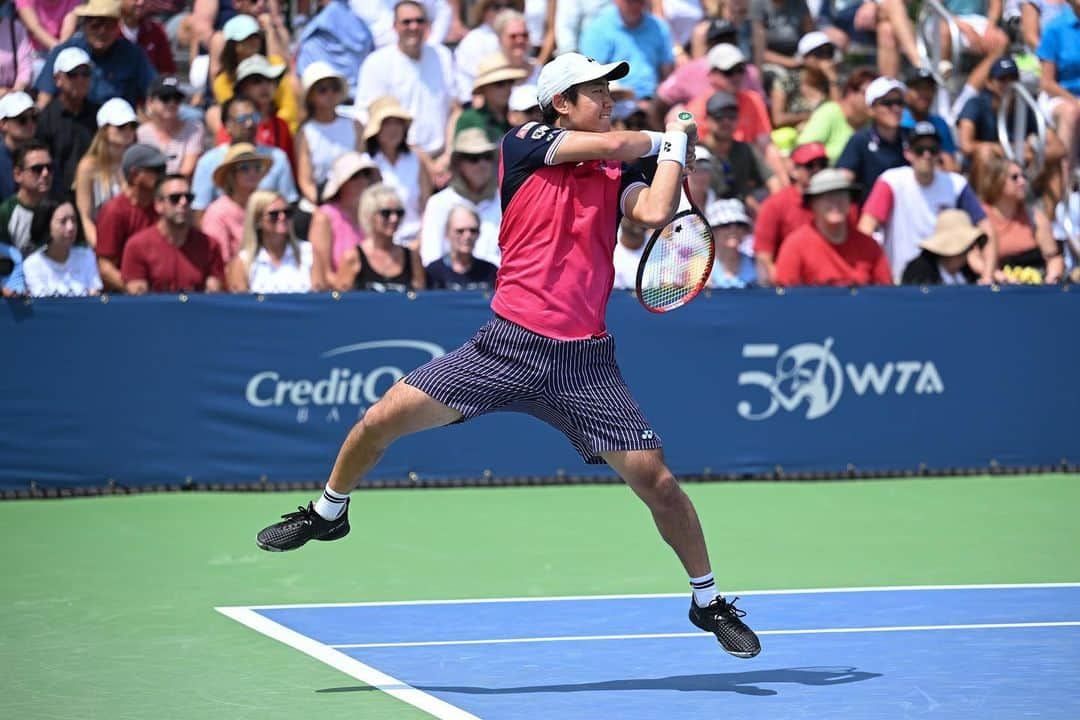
[640, 430, 654, 440]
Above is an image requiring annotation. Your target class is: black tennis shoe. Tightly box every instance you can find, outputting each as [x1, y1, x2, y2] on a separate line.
[689, 595, 761, 658]
[256, 501, 350, 552]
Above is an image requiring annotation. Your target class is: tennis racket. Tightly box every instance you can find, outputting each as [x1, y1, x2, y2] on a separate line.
[634, 177, 715, 313]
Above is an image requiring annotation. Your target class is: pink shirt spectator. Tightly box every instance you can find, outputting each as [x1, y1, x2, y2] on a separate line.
[655, 57, 765, 108]
[137, 120, 205, 176]
[0, 14, 33, 89]
[16, 0, 82, 50]
[320, 201, 364, 271]
[200, 195, 246, 264]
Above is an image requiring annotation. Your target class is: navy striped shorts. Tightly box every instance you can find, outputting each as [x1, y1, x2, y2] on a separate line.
[404, 316, 662, 464]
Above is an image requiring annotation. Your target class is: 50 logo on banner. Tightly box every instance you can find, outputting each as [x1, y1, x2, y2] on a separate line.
[736, 337, 944, 421]
[245, 340, 446, 422]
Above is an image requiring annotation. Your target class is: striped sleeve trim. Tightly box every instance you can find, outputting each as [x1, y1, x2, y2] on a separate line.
[620, 181, 648, 216]
[544, 130, 569, 166]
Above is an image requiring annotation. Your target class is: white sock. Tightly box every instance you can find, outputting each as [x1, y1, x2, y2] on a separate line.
[690, 573, 718, 607]
[313, 486, 350, 520]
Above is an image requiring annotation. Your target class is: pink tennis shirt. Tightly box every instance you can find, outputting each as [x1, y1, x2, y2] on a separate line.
[492, 122, 647, 340]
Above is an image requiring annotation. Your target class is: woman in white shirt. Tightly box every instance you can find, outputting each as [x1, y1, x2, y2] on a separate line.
[22, 198, 102, 297]
[364, 95, 432, 247]
[295, 62, 362, 208]
[227, 190, 314, 293]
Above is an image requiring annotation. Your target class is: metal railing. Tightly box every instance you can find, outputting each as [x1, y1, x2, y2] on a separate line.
[997, 81, 1047, 179]
[916, 0, 964, 95]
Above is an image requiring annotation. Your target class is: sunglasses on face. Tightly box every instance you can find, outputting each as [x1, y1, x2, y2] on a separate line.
[506, 32, 529, 40]
[9, 112, 38, 126]
[162, 191, 194, 205]
[85, 17, 115, 30]
[265, 208, 293, 222]
[800, 159, 828, 173]
[234, 160, 264, 173]
[313, 82, 340, 95]
[377, 208, 405, 219]
[139, 164, 166, 176]
[156, 93, 183, 104]
[808, 46, 835, 59]
[230, 112, 262, 125]
[21, 162, 52, 175]
[711, 109, 738, 120]
[115, 122, 137, 131]
[460, 153, 494, 163]
[398, 16, 428, 26]
[721, 64, 746, 77]
[876, 98, 905, 108]
[910, 144, 940, 157]
[452, 226, 480, 235]
[66, 68, 92, 79]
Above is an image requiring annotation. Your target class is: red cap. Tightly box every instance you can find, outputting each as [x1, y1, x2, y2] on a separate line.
[791, 142, 827, 166]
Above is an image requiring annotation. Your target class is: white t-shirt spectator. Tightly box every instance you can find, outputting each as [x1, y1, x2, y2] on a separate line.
[862, 166, 986, 282]
[350, 0, 453, 47]
[246, 243, 314, 293]
[374, 150, 424, 244]
[355, 43, 457, 155]
[419, 186, 502, 267]
[453, 24, 499, 104]
[612, 240, 644, 289]
[22, 246, 103, 296]
[301, 116, 359, 187]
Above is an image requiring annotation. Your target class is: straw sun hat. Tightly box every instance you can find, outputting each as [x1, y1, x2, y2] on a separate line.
[472, 53, 528, 94]
[362, 96, 413, 142]
[321, 151, 379, 202]
[920, 210, 986, 257]
[212, 143, 272, 189]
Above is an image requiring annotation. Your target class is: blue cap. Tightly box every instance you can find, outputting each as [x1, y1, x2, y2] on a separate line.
[990, 56, 1019, 80]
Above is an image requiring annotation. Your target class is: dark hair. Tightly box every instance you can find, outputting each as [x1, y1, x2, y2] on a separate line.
[222, 94, 256, 124]
[540, 84, 581, 124]
[154, 173, 190, 196]
[844, 67, 877, 96]
[221, 34, 267, 80]
[13, 138, 50, 169]
[394, 0, 426, 20]
[29, 197, 85, 250]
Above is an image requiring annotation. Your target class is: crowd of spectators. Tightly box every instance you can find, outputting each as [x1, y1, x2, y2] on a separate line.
[1, 0, 1079, 298]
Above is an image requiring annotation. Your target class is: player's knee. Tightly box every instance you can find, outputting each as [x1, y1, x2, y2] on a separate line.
[641, 473, 683, 509]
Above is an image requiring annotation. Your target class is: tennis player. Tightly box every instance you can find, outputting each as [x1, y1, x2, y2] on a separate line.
[256, 53, 761, 659]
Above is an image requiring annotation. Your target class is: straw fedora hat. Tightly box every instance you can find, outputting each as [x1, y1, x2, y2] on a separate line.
[362, 96, 413, 142]
[920, 209, 986, 257]
[322, 151, 379, 202]
[74, 0, 121, 18]
[472, 53, 529, 93]
[802, 168, 860, 207]
[212, 143, 272, 188]
[452, 127, 497, 155]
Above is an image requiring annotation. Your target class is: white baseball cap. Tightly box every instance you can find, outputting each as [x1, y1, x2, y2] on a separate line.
[537, 53, 629, 109]
[707, 43, 746, 71]
[223, 14, 261, 42]
[797, 31, 832, 59]
[54, 47, 93, 74]
[96, 97, 137, 127]
[508, 83, 539, 112]
[0, 91, 34, 120]
[865, 76, 906, 106]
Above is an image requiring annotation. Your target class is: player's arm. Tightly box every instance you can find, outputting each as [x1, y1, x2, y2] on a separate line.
[548, 130, 660, 165]
[623, 117, 697, 228]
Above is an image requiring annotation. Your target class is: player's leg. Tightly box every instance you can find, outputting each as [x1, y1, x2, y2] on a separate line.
[603, 448, 761, 659]
[255, 382, 460, 552]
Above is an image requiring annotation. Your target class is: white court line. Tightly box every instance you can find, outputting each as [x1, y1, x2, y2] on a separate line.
[328, 621, 1080, 649]
[215, 606, 481, 720]
[234, 582, 1080, 610]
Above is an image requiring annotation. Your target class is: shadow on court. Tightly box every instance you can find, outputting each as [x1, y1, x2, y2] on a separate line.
[318, 666, 882, 697]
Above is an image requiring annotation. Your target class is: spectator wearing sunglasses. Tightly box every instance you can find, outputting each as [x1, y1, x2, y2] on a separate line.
[900, 67, 958, 173]
[858, 121, 997, 283]
[34, 0, 157, 110]
[35, 47, 99, 197]
[699, 90, 780, 215]
[74, 97, 137, 249]
[201, 142, 272, 264]
[753, 141, 832, 285]
[0, 139, 52, 255]
[419, 128, 502, 268]
[227, 190, 313, 293]
[836, 76, 908, 205]
[425, 204, 498, 290]
[58, 0, 175, 74]
[496, 10, 541, 85]
[121, 174, 225, 293]
[339, 183, 424, 292]
[95, 143, 166, 291]
[0, 91, 37, 201]
[137, 76, 204, 178]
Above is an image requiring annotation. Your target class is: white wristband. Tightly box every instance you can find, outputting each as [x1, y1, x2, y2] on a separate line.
[639, 131, 664, 157]
[657, 130, 688, 167]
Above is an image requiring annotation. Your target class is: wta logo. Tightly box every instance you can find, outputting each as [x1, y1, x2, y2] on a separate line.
[736, 338, 944, 421]
[244, 340, 446, 419]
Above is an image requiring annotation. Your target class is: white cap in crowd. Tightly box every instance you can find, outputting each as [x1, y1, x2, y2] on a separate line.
[706, 198, 751, 228]
[236, 54, 286, 84]
[706, 43, 745, 71]
[96, 97, 137, 127]
[536, 52, 628, 109]
[796, 31, 832, 59]
[865, 76, 907, 106]
[0, 91, 34, 120]
[54, 47, 93, 75]
[223, 14, 261, 42]
[508, 84, 539, 112]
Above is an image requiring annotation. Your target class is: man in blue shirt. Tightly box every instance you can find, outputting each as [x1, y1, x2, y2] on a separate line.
[837, 76, 909, 206]
[579, 0, 674, 99]
[901, 67, 958, 172]
[1037, 4, 1080, 190]
[34, 0, 157, 109]
[295, 0, 374, 97]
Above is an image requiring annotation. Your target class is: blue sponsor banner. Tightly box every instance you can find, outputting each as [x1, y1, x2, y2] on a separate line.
[1, 287, 1077, 490]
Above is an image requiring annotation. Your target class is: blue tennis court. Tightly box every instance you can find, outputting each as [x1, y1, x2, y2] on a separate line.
[218, 584, 1080, 720]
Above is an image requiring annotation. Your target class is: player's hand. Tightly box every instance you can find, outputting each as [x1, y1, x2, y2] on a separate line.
[667, 111, 697, 143]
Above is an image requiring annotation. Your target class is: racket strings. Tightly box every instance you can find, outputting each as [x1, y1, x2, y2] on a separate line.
[638, 212, 715, 311]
